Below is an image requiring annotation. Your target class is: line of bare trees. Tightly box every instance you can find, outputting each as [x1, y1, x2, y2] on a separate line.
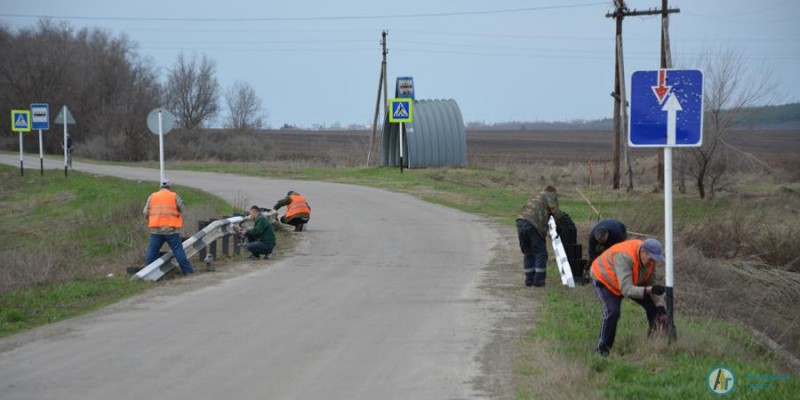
[0, 20, 266, 161]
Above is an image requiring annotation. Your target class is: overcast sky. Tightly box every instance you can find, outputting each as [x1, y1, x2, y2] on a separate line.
[1, 0, 798, 128]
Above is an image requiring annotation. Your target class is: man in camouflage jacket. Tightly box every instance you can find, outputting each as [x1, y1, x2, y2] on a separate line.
[516, 185, 563, 287]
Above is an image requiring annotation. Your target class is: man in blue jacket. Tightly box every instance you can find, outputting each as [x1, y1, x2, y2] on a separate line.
[588, 219, 627, 265]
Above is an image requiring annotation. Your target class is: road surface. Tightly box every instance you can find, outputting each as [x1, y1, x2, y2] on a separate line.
[0, 154, 506, 400]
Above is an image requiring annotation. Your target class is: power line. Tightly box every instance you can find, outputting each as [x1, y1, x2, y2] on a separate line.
[0, 2, 607, 23]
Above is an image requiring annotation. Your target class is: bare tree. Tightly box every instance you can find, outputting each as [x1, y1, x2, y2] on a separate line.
[0, 20, 163, 158]
[165, 53, 220, 129]
[686, 48, 776, 199]
[225, 81, 266, 130]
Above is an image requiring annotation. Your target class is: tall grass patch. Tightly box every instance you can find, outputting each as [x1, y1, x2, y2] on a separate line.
[0, 164, 229, 296]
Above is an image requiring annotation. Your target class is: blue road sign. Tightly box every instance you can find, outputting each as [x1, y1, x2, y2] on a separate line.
[11, 110, 31, 132]
[395, 76, 414, 99]
[630, 69, 703, 147]
[389, 98, 413, 123]
[31, 103, 49, 130]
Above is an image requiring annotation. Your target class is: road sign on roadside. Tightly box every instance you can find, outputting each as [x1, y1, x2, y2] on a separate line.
[395, 76, 414, 99]
[147, 108, 176, 135]
[11, 110, 31, 132]
[55, 106, 76, 125]
[389, 98, 413, 123]
[630, 69, 703, 147]
[31, 103, 49, 130]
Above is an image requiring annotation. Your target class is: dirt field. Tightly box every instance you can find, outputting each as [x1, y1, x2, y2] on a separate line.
[253, 128, 800, 167]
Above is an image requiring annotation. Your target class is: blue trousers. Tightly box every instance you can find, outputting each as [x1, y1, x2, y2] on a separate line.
[593, 280, 658, 352]
[145, 233, 194, 274]
[516, 218, 548, 286]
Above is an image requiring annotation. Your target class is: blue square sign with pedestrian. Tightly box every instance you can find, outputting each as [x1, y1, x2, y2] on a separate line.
[629, 69, 703, 147]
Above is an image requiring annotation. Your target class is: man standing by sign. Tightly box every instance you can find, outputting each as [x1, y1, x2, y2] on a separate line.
[629, 68, 704, 342]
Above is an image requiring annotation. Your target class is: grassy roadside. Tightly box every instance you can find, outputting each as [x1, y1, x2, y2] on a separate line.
[0, 164, 230, 337]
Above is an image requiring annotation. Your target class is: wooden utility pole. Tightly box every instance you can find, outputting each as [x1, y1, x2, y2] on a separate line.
[606, 1, 679, 191]
[367, 30, 389, 166]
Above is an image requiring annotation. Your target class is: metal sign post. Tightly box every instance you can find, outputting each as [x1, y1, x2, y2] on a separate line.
[31, 103, 50, 176]
[11, 109, 32, 176]
[159, 111, 165, 183]
[147, 107, 176, 184]
[55, 105, 76, 177]
[399, 123, 404, 174]
[630, 68, 703, 343]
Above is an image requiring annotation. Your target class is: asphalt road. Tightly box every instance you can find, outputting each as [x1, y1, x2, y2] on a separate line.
[0, 154, 505, 400]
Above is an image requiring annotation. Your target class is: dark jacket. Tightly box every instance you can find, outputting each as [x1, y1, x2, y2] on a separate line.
[588, 219, 627, 264]
[246, 214, 276, 245]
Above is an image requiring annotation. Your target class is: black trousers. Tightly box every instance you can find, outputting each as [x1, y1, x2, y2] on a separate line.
[593, 280, 658, 352]
[516, 219, 548, 286]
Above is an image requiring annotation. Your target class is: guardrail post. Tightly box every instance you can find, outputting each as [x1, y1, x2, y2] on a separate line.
[209, 219, 218, 259]
[221, 216, 230, 257]
[198, 220, 209, 260]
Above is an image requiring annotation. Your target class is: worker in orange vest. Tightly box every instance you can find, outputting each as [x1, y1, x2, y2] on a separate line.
[591, 238, 666, 356]
[143, 179, 194, 274]
[273, 191, 311, 232]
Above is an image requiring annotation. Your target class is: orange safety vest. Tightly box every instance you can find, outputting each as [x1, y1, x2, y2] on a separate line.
[147, 189, 183, 229]
[285, 194, 310, 219]
[591, 239, 654, 296]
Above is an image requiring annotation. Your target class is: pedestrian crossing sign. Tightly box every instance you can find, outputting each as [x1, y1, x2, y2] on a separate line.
[11, 110, 31, 132]
[389, 98, 413, 123]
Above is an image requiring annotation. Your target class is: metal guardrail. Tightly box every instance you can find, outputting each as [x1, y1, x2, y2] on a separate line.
[133, 211, 276, 281]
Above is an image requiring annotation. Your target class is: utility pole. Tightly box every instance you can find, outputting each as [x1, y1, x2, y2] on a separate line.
[606, 1, 679, 191]
[367, 30, 388, 167]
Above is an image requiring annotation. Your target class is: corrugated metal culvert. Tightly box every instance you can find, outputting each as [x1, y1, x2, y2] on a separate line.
[381, 99, 467, 168]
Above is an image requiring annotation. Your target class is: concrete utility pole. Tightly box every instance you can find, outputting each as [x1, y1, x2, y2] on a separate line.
[607, 1, 679, 191]
[367, 30, 389, 167]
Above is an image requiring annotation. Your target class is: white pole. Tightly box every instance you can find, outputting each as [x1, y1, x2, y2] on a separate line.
[18, 130, 24, 176]
[38, 129, 43, 176]
[63, 106, 68, 177]
[399, 123, 404, 173]
[158, 110, 165, 183]
[664, 146, 676, 341]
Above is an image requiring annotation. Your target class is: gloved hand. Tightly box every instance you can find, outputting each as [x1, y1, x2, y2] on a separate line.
[650, 285, 666, 295]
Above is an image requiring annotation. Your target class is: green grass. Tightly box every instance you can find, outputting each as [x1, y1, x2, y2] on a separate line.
[0, 164, 232, 336]
[0, 165, 229, 259]
[530, 273, 799, 399]
[0, 277, 147, 337]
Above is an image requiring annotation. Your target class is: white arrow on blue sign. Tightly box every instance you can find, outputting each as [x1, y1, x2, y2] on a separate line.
[629, 69, 703, 147]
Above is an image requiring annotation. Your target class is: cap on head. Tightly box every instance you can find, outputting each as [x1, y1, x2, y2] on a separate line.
[642, 238, 664, 263]
[287, 190, 296, 196]
[160, 179, 171, 188]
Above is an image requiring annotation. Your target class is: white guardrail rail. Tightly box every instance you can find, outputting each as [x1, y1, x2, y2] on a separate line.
[134, 211, 276, 281]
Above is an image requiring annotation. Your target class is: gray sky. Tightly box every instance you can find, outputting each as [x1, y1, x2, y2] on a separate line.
[1, 0, 798, 128]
